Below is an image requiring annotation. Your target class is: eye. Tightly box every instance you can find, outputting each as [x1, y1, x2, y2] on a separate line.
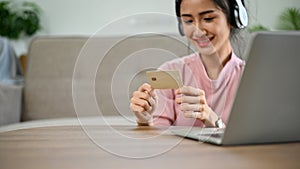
[183, 20, 193, 25]
[203, 17, 215, 22]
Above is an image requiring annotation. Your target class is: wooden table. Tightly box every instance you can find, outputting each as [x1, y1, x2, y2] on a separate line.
[0, 118, 299, 169]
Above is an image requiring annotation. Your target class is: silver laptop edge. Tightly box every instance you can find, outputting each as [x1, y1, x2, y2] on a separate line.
[173, 31, 300, 145]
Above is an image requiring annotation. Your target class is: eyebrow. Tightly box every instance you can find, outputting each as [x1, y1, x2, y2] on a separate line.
[181, 10, 215, 17]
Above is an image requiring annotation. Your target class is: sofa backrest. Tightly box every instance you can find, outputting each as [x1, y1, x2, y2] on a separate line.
[22, 35, 191, 121]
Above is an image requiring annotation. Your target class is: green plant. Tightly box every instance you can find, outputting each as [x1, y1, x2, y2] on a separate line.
[277, 7, 300, 30]
[0, 1, 42, 39]
[248, 7, 300, 32]
[248, 24, 269, 33]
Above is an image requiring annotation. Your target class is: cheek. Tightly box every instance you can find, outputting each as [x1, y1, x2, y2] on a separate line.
[215, 27, 231, 44]
[183, 25, 193, 37]
[216, 21, 231, 37]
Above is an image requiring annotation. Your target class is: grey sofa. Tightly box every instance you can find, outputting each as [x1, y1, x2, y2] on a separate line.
[21, 34, 191, 121]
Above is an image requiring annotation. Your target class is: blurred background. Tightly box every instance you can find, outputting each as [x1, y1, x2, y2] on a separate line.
[0, 0, 299, 126]
[1, 0, 299, 56]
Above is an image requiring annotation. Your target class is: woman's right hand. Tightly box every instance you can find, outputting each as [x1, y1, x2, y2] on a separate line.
[130, 83, 157, 125]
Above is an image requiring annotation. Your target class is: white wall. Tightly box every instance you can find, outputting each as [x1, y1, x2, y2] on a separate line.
[247, 0, 300, 29]
[10, 0, 300, 56]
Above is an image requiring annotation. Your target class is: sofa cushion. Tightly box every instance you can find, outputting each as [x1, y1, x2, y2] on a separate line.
[22, 35, 191, 121]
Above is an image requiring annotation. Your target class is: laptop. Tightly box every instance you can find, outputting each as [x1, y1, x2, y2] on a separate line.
[172, 31, 300, 145]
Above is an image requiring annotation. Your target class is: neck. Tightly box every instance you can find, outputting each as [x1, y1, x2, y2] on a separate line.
[200, 44, 232, 80]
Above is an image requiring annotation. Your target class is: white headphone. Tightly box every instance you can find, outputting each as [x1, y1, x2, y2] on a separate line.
[234, 0, 248, 29]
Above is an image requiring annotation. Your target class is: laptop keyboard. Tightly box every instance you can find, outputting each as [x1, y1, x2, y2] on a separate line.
[194, 128, 225, 138]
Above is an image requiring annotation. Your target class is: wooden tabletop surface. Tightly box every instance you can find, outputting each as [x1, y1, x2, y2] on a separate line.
[0, 124, 299, 169]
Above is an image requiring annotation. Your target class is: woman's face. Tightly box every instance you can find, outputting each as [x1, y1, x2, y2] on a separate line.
[180, 0, 231, 57]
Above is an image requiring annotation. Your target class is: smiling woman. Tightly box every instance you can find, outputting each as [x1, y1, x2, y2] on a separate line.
[130, 0, 247, 128]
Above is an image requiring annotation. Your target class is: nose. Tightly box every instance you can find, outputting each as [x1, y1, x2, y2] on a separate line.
[193, 22, 207, 36]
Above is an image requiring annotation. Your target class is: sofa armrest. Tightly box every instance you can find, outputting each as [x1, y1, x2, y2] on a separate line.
[0, 84, 23, 126]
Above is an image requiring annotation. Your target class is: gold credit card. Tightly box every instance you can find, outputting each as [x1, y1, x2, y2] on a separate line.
[146, 70, 183, 89]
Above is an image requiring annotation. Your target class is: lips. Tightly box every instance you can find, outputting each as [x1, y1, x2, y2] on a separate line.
[193, 36, 214, 48]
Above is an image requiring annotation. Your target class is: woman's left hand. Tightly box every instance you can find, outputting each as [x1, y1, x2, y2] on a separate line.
[175, 86, 218, 127]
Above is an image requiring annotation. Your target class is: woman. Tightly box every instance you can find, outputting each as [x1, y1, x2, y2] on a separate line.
[130, 0, 247, 127]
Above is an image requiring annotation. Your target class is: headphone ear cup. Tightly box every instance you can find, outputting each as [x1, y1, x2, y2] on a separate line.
[234, 0, 248, 29]
[178, 19, 185, 36]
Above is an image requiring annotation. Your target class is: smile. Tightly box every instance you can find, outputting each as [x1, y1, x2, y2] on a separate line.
[193, 36, 214, 48]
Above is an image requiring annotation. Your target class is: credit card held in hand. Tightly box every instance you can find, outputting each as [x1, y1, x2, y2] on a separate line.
[146, 70, 183, 89]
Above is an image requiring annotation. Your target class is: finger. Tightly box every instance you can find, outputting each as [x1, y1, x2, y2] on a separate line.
[138, 83, 153, 94]
[176, 95, 202, 104]
[131, 97, 151, 112]
[130, 103, 145, 113]
[176, 95, 206, 106]
[133, 91, 151, 100]
[184, 111, 205, 120]
[132, 91, 156, 109]
[176, 86, 205, 96]
[180, 103, 204, 112]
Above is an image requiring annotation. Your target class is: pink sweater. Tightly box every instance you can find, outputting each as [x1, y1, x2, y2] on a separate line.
[152, 52, 245, 126]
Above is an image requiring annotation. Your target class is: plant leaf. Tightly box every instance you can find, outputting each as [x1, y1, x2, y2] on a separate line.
[278, 8, 300, 30]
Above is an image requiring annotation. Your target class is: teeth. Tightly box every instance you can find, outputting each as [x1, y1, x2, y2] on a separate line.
[193, 37, 212, 42]
[198, 40, 209, 43]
